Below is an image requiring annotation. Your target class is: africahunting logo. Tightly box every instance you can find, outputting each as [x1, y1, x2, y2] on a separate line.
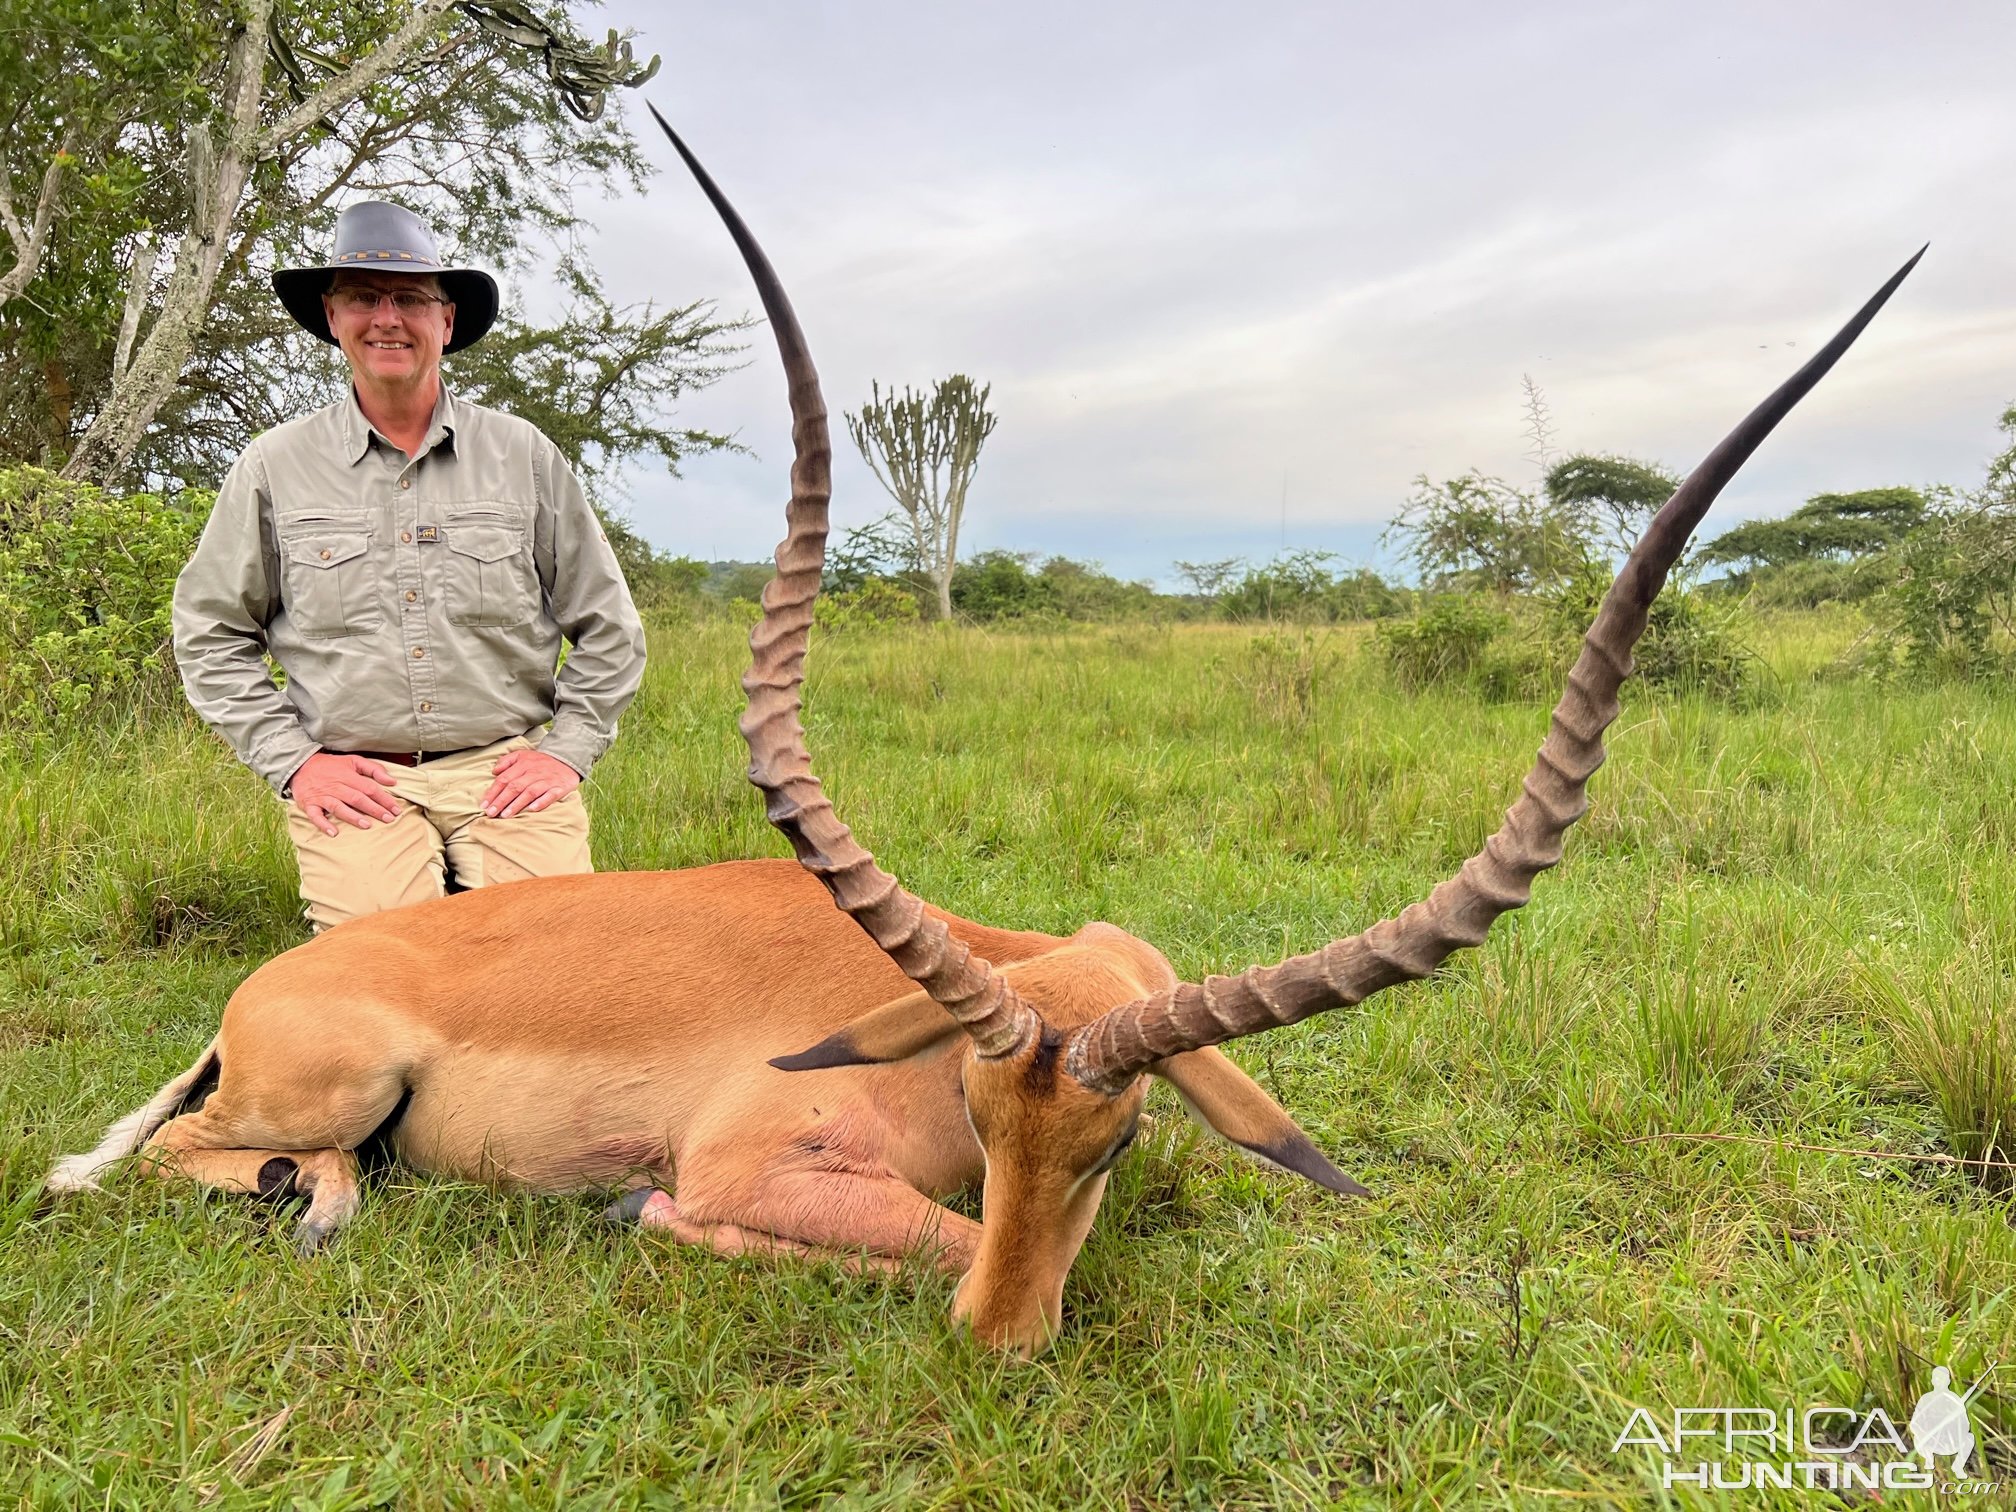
[1612, 1361, 2001, 1493]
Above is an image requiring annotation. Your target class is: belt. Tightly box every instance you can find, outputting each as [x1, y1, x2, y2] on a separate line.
[343, 746, 482, 767]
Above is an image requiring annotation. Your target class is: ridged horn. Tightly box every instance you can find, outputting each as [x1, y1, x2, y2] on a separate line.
[649, 105, 1041, 1059]
[1067, 248, 1926, 1095]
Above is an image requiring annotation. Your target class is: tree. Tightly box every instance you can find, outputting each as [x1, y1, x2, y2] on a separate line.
[5, 1, 671, 487]
[1698, 487, 1926, 574]
[1173, 557, 1242, 601]
[0, 1, 217, 317]
[1520, 374, 1558, 479]
[1216, 549, 1401, 623]
[823, 510, 924, 596]
[1544, 453, 1683, 560]
[1383, 470, 1581, 594]
[845, 374, 997, 620]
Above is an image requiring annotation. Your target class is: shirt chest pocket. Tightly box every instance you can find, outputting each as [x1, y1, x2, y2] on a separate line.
[281, 529, 380, 638]
[445, 511, 537, 628]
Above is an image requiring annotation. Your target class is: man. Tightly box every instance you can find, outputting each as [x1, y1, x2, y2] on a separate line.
[173, 201, 646, 931]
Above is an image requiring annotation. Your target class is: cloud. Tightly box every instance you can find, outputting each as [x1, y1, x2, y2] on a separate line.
[577, 1, 2016, 584]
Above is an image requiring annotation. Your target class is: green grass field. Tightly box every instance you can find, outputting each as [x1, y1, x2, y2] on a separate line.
[3, 613, 2012, 1508]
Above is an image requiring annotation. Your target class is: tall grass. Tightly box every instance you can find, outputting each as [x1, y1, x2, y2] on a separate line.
[3, 610, 2014, 1506]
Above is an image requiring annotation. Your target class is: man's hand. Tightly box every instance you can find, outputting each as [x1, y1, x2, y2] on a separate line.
[290, 752, 402, 836]
[483, 747, 581, 818]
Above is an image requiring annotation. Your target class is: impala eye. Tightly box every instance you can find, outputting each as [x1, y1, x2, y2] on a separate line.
[1089, 1121, 1140, 1176]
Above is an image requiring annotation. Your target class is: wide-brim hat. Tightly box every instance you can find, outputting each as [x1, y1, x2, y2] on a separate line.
[272, 200, 498, 355]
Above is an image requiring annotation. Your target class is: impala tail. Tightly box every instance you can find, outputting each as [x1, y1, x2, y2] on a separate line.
[45, 1037, 220, 1193]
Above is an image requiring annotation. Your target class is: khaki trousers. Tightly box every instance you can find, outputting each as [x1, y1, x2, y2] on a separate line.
[284, 734, 592, 932]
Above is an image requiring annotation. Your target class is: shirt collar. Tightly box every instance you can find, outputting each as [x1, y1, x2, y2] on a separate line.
[341, 384, 460, 465]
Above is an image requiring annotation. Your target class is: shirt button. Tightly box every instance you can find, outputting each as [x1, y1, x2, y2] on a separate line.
[419, 700, 433, 713]
[404, 590, 417, 603]
[401, 530, 413, 544]
[411, 647, 426, 660]
[400, 478, 411, 490]
[319, 548, 332, 560]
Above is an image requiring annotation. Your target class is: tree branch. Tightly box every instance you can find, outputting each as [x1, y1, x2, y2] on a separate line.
[259, 0, 461, 153]
[0, 123, 82, 308]
[111, 236, 160, 380]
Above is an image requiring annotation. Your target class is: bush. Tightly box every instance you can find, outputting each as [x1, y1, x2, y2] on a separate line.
[1218, 549, 1403, 623]
[950, 551, 1161, 624]
[814, 576, 922, 633]
[1376, 570, 1755, 703]
[0, 467, 212, 724]
[1375, 594, 1507, 690]
[1714, 554, 1893, 611]
[1547, 559, 1755, 701]
[1864, 492, 2016, 679]
[952, 551, 1058, 621]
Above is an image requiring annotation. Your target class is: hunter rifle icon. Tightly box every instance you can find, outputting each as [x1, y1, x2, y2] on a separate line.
[1909, 1362, 1997, 1475]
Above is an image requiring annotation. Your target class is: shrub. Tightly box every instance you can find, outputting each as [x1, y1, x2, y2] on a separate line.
[1864, 491, 2016, 679]
[949, 551, 1160, 624]
[952, 551, 1058, 621]
[1376, 570, 1754, 702]
[814, 576, 922, 633]
[1547, 558, 1754, 700]
[0, 467, 212, 724]
[1217, 549, 1403, 623]
[1375, 593, 1507, 690]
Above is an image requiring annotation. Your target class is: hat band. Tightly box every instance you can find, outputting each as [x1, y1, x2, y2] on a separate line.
[333, 250, 435, 264]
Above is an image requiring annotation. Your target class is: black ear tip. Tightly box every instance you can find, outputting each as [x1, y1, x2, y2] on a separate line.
[769, 1036, 870, 1073]
[1245, 1134, 1372, 1198]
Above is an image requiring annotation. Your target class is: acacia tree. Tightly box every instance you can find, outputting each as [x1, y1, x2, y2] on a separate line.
[845, 374, 997, 620]
[1545, 454, 1683, 561]
[7, 0, 683, 488]
[1698, 487, 1926, 574]
[1382, 470, 1580, 593]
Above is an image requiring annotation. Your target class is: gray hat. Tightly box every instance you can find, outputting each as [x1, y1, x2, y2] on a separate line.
[272, 201, 499, 354]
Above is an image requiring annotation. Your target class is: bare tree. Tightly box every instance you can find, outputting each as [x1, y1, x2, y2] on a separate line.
[845, 375, 997, 620]
[1172, 557, 1243, 601]
[1520, 373, 1558, 480]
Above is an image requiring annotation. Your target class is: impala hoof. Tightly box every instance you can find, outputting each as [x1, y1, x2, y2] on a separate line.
[603, 1187, 661, 1226]
[292, 1220, 336, 1257]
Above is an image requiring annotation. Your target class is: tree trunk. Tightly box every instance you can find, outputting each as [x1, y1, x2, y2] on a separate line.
[43, 357, 71, 453]
[61, 5, 272, 486]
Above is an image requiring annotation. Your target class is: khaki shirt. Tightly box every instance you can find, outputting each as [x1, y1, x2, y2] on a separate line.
[172, 388, 645, 794]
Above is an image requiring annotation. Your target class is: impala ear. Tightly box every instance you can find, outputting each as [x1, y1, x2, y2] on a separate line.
[1152, 1048, 1370, 1196]
[771, 990, 965, 1071]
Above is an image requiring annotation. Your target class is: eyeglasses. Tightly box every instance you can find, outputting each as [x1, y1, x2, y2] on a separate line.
[329, 287, 450, 315]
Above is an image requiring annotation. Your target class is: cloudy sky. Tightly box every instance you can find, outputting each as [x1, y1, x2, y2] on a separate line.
[551, 1, 2015, 585]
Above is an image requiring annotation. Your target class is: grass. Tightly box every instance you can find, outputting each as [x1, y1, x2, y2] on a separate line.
[3, 611, 2014, 1507]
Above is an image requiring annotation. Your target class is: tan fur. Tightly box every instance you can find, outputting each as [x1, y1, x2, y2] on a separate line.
[50, 857, 1341, 1348]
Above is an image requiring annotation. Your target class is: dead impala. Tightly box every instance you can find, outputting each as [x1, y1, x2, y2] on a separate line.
[48, 110, 1920, 1356]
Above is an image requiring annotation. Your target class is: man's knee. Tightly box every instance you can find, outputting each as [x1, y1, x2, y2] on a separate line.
[286, 807, 446, 931]
[448, 792, 593, 889]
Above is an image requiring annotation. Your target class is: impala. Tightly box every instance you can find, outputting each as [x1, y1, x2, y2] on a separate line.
[48, 110, 1920, 1355]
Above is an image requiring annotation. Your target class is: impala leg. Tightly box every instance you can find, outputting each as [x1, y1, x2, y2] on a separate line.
[610, 1189, 908, 1273]
[618, 1165, 981, 1275]
[137, 1093, 380, 1253]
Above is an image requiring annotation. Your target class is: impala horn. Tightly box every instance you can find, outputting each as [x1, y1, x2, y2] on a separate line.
[650, 105, 1042, 1060]
[1065, 247, 1926, 1094]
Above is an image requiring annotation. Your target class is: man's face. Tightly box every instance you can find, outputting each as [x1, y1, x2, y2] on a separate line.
[322, 272, 455, 393]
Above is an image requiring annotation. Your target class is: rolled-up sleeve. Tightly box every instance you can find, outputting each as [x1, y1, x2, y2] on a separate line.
[171, 445, 320, 794]
[530, 442, 645, 778]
